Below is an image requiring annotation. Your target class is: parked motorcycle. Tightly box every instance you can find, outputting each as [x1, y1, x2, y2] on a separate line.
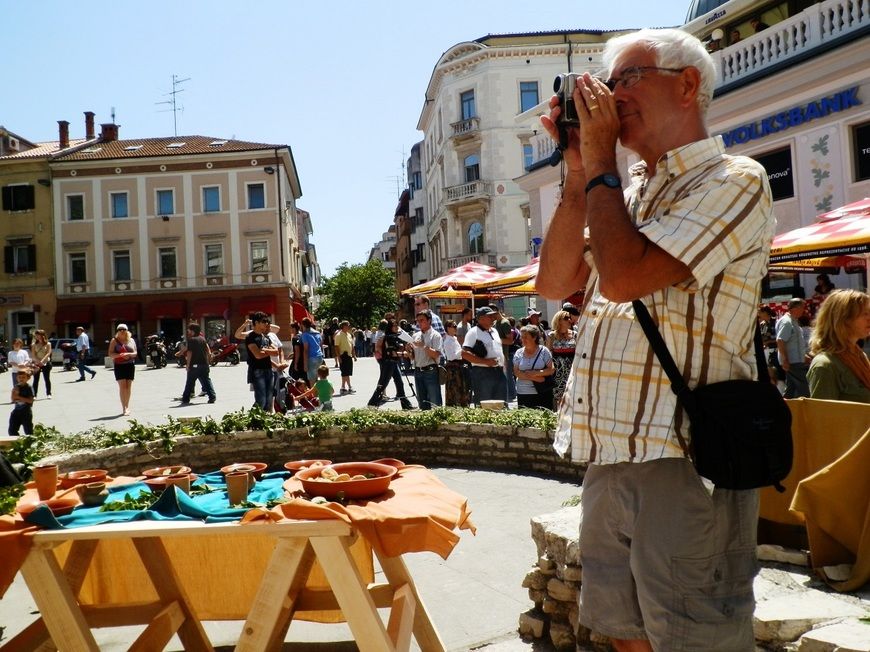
[60, 342, 77, 372]
[173, 338, 187, 367]
[145, 334, 167, 368]
[209, 334, 240, 366]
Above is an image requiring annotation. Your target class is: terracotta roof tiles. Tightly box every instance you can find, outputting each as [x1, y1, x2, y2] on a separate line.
[0, 139, 89, 161]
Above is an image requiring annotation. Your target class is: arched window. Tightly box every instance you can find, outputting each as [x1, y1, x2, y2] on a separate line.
[464, 154, 480, 183]
[468, 222, 484, 254]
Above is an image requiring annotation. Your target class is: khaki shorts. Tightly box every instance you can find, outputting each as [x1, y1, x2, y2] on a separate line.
[578, 458, 759, 651]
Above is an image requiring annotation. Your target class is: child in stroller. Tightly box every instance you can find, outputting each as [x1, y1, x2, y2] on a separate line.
[285, 379, 320, 412]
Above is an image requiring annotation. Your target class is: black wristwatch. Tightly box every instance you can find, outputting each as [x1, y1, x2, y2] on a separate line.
[584, 173, 621, 194]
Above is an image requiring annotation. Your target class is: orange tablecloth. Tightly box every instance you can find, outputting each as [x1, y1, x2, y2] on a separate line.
[759, 398, 870, 526]
[0, 466, 475, 621]
[790, 426, 870, 591]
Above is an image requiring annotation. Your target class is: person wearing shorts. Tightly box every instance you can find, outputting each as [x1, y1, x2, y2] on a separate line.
[109, 324, 137, 416]
[539, 28, 773, 651]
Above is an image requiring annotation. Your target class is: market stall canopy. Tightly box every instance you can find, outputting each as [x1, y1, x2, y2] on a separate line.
[475, 258, 539, 292]
[402, 262, 498, 296]
[768, 255, 866, 274]
[769, 198, 870, 264]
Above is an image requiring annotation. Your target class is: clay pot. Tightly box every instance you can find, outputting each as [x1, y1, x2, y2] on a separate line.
[75, 482, 109, 506]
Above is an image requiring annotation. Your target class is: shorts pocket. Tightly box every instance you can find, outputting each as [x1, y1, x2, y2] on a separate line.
[671, 550, 758, 651]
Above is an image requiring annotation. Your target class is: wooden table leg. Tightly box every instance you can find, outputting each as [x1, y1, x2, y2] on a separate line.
[20, 546, 99, 652]
[310, 536, 394, 652]
[376, 550, 446, 652]
[62, 539, 99, 595]
[236, 537, 314, 652]
[133, 537, 214, 652]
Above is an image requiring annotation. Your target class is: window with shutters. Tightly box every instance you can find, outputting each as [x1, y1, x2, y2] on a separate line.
[1, 185, 35, 212]
[4, 244, 36, 274]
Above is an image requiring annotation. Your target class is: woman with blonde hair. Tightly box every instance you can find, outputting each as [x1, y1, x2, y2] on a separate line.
[109, 324, 138, 415]
[546, 310, 577, 410]
[807, 290, 870, 403]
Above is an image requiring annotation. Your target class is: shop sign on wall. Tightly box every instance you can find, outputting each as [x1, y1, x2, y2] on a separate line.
[720, 87, 861, 147]
[0, 296, 24, 306]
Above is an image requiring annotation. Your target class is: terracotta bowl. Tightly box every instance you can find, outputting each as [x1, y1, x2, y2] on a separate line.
[296, 462, 397, 500]
[283, 459, 332, 475]
[220, 462, 268, 480]
[144, 473, 198, 492]
[58, 469, 109, 489]
[142, 465, 192, 478]
[17, 497, 78, 518]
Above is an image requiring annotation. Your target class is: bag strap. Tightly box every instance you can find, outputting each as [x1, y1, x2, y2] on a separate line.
[631, 300, 768, 409]
[531, 347, 543, 371]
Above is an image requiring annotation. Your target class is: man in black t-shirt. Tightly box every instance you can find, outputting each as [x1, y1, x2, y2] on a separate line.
[180, 324, 216, 405]
[245, 311, 278, 411]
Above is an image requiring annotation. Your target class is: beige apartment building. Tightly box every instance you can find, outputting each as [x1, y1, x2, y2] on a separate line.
[47, 120, 303, 344]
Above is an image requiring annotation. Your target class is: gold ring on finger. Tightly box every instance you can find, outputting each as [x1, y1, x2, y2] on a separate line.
[589, 105, 599, 111]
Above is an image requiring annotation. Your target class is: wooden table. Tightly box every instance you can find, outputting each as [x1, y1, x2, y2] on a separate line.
[9, 517, 445, 652]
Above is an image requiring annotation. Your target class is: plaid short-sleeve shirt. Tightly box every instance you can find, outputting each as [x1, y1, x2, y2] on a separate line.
[554, 136, 775, 465]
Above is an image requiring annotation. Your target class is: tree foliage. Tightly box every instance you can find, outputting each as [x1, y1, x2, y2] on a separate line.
[315, 260, 398, 328]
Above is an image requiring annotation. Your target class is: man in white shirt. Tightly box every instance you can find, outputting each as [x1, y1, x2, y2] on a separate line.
[74, 326, 97, 382]
[461, 307, 505, 405]
[410, 310, 443, 410]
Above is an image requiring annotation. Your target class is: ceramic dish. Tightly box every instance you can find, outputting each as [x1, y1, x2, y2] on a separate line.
[143, 473, 198, 492]
[283, 459, 332, 475]
[295, 462, 397, 500]
[58, 469, 109, 489]
[220, 462, 268, 479]
[142, 465, 192, 478]
[17, 497, 78, 518]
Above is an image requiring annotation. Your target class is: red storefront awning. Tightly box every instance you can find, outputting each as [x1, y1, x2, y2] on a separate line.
[237, 295, 277, 318]
[102, 302, 141, 322]
[145, 300, 187, 320]
[291, 300, 313, 324]
[191, 297, 230, 318]
[55, 305, 95, 324]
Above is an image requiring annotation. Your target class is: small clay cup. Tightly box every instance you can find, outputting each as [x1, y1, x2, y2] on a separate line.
[226, 472, 249, 506]
[165, 473, 191, 494]
[34, 464, 59, 501]
[75, 482, 108, 506]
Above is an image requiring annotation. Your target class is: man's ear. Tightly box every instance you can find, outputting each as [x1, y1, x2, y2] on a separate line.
[680, 67, 702, 109]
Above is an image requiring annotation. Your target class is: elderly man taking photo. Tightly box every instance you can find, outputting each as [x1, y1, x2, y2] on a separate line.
[538, 28, 775, 651]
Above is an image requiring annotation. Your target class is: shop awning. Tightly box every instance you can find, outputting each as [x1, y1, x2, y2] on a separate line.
[191, 297, 230, 318]
[102, 302, 141, 322]
[237, 295, 277, 318]
[55, 305, 95, 324]
[145, 300, 187, 320]
[291, 300, 313, 324]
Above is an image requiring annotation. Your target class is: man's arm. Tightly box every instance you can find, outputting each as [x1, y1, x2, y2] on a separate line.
[775, 338, 790, 372]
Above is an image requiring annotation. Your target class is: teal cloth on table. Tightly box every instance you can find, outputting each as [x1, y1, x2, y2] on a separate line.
[25, 470, 294, 530]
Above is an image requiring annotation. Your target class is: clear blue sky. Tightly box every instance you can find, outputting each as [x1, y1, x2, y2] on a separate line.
[2, 0, 689, 276]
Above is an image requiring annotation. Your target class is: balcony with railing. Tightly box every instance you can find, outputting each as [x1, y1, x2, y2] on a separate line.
[713, 0, 868, 90]
[447, 252, 498, 268]
[451, 117, 480, 141]
[445, 180, 493, 207]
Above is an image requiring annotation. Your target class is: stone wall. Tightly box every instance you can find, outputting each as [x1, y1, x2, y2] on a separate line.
[43, 424, 585, 482]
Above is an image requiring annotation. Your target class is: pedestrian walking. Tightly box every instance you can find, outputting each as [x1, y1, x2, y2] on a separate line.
[108, 324, 137, 416]
[300, 317, 324, 386]
[410, 310, 443, 410]
[367, 319, 413, 410]
[180, 324, 217, 405]
[74, 326, 97, 381]
[776, 298, 811, 398]
[30, 330, 52, 400]
[8, 369, 34, 436]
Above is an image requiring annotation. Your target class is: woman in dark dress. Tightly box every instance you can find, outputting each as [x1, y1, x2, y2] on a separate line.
[546, 310, 577, 411]
[288, 322, 306, 381]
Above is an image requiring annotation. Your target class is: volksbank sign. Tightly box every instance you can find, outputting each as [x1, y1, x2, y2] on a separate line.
[720, 87, 861, 148]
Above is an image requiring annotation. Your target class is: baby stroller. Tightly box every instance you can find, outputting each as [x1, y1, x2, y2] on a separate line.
[286, 379, 320, 412]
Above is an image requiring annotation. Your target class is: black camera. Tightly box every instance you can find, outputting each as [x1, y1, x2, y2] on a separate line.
[383, 333, 405, 360]
[553, 73, 582, 127]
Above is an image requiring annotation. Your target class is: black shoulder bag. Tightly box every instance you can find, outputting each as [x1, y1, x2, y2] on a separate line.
[632, 300, 793, 492]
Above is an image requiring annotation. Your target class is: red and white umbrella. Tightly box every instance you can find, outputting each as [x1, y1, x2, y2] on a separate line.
[474, 258, 539, 292]
[402, 262, 499, 296]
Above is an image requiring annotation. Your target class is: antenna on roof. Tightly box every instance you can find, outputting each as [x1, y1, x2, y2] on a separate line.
[155, 74, 191, 137]
[110, 106, 116, 123]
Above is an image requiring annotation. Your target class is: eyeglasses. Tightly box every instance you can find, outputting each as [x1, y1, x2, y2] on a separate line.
[602, 66, 687, 91]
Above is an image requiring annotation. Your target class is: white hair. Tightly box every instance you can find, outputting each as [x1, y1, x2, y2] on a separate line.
[602, 28, 716, 113]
